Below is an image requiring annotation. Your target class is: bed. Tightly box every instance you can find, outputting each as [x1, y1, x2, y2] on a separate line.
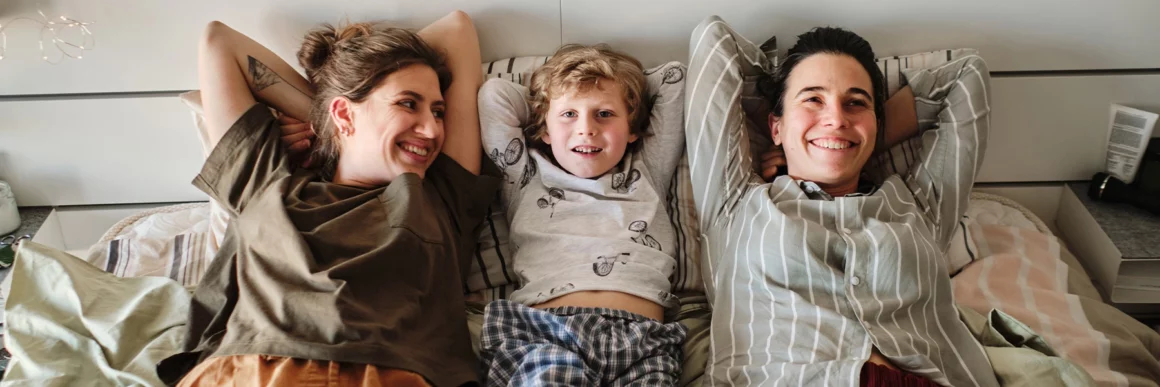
[2, 50, 1158, 387]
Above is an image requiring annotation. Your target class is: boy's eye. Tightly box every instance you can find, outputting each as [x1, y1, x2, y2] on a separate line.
[561, 111, 577, 118]
[597, 110, 614, 118]
[847, 99, 869, 107]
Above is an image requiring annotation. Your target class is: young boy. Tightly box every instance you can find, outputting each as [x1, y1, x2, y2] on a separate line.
[477, 45, 688, 385]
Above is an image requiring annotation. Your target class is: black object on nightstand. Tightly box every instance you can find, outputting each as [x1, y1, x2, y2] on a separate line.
[1088, 138, 1160, 215]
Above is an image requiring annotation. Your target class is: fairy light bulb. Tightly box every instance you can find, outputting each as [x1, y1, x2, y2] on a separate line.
[0, 2, 94, 64]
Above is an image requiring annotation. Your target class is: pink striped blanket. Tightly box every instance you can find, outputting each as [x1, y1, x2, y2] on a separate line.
[952, 196, 1160, 386]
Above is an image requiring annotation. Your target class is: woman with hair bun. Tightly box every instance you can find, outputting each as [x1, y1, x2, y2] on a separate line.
[156, 11, 499, 387]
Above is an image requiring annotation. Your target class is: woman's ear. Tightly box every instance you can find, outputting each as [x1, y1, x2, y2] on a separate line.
[769, 111, 783, 146]
[329, 97, 355, 137]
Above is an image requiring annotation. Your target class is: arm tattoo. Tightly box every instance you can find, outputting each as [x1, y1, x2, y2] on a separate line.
[247, 56, 282, 91]
[247, 55, 311, 98]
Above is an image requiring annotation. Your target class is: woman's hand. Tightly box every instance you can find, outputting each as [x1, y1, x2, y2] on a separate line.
[759, 146, 786, 182]
[278, 113, 315, 168]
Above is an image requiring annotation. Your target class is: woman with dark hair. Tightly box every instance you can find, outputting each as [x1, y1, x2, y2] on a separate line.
[156, 11, 499, 387]
[685, 16, 998, 386]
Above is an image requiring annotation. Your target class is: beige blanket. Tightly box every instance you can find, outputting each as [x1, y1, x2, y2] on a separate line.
[1, 229, 1147, 386]
[2, 241, 189, 386]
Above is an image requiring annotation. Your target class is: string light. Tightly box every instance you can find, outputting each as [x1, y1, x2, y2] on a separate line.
[0, 4, 94, 64]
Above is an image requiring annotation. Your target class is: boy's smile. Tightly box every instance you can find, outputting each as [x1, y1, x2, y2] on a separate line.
[542, 81, 638, 179]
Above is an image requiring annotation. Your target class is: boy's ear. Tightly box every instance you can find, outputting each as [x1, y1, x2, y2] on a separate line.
[628, 133, 639, 143]
[541, 130, 552, 145]
[769, 112, 782, 146]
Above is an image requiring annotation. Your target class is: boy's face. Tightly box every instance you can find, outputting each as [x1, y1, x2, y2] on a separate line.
[542, 80, 637, 179]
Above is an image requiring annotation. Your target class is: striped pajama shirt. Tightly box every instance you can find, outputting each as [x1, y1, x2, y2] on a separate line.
[685, 16, 999, 387]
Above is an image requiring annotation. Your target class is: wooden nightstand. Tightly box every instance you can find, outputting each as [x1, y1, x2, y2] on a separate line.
[1057, 183, 1160, 322]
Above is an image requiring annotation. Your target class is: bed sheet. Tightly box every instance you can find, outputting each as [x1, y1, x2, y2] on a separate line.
[950, 194, 1160, 386]
[4, 193, 1157, 386]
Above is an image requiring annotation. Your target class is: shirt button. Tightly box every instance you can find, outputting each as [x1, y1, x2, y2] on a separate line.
[850, 276, 862, 286]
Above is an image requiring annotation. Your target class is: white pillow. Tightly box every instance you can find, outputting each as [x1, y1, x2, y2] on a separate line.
[178, 91, 238, 258]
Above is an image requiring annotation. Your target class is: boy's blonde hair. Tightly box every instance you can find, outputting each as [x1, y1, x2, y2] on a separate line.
[524, 44, 651, 153]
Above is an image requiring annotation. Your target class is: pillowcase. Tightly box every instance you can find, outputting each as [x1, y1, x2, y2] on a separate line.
[479, 56, 549, 86]
[863, 49, 980, 183]
[178, 91, 231, 253]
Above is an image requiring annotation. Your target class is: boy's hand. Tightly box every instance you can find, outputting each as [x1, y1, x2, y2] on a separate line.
[277, 113, 315, 168]
[759, 146, 786, 182]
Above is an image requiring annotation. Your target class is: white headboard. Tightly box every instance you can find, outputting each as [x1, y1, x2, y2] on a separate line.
[3, 0, 1159, 205]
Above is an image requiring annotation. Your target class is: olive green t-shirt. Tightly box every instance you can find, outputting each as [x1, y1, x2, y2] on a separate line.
[156, 104, 500, 387]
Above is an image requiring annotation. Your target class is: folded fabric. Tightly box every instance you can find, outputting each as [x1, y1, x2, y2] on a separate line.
[957, 306, 1096, 386]
[3, 241, 189, 386]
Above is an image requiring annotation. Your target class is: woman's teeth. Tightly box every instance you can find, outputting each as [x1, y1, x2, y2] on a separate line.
[401, 144, 429, 156]
[811, 139, 853, 150]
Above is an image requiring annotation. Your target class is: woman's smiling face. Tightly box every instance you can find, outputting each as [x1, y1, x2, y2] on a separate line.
[770, 53, 878, 190]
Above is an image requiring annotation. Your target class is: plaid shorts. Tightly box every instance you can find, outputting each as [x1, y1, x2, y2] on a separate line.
[479, 300, 687, 387]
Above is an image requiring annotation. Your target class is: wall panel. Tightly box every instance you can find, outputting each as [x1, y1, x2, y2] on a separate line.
[560, 0, 1160, 70]
[0, 0, 562, 95]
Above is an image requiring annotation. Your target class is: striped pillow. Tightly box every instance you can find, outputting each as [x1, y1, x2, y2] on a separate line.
[864, 49, 980, 183]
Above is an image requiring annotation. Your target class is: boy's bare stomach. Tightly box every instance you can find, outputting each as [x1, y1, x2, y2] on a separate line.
[533, 291, 664, 321]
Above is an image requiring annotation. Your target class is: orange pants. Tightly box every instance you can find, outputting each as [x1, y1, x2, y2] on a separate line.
[177, 355, 431, 387]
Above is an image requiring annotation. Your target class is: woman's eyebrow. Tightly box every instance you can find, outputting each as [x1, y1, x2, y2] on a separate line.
[847, 87, 872, 101]
[794, 86, 872, 101]
[395, 90, 446, 106]
[794, 86, 827, 98]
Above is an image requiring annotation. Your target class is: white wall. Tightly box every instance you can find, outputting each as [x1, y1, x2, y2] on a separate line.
[3, 0, 1159, 205]
[0, 0, 562, 95]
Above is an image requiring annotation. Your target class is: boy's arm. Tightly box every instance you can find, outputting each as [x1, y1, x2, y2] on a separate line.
[478, 78, 535, 207]
[639, 62, 688, 197]
[418, 11, 483, 175]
